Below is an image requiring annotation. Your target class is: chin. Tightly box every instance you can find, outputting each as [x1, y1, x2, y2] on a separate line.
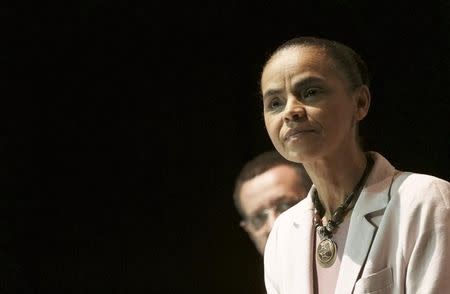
[282, 147, 323, 164]
[282, 148, 307, 162]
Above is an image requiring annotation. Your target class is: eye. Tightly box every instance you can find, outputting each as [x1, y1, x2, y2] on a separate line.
[249, 212, 268, 230]
[303, 88, 319, 98]
[266, 97, 284, 111]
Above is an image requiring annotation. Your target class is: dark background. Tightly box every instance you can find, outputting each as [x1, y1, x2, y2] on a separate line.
[5, 1, 450, 293]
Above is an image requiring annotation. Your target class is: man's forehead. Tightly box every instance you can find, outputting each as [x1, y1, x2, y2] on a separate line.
[239, 166, 302, 212]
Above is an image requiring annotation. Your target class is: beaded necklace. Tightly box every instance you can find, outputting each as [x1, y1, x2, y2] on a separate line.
[313, 155, 374, 268]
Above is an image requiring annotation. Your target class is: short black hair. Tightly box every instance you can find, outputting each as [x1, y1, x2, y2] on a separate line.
[233, 150, 312, 217]
[264, 36, 370, 88]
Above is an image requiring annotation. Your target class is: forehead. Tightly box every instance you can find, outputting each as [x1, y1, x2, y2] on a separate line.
[261, 46, 343, 90]
[239, 165, 305, 214]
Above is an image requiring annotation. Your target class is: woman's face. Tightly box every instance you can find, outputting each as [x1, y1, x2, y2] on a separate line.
[261, 46, 368, 163]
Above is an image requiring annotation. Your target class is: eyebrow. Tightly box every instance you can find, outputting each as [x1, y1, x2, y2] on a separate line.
[262, 89, 283, 100]
[262, 76, 325, 100]
[292, 76, 325, 92]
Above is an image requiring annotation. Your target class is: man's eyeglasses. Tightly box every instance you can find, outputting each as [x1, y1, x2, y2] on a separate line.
[242, 200, 300, 231]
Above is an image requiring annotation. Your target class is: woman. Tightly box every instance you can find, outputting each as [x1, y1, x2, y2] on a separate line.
[261, 37, 450, 294]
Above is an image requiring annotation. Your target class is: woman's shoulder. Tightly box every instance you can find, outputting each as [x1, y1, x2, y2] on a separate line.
[393, 171, 450, 210]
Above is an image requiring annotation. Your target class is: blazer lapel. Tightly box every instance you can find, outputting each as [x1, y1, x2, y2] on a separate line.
[291, 195, 315, 293]
[334, 152, 395, 294]
[333, 195, 378, 294]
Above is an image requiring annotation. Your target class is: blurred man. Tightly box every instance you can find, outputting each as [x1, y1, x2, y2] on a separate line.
[233, 150, 312, 255]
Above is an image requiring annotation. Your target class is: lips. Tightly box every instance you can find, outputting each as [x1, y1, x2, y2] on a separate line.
[283, 128, 315, 141]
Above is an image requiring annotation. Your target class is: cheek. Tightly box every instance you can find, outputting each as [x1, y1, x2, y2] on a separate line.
[264, 115, 280, 138]
[319, 105, 354, 140]
[250, 230, 267, 245]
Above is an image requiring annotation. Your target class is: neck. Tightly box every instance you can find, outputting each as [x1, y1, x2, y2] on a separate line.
[304, 146, 367, 218]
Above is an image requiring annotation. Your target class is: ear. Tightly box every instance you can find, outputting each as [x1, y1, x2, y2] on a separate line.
[354, 85, 371, 122]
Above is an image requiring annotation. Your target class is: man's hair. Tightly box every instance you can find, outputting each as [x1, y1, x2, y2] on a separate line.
[233, 150, 312, 217]
[264, 36, 370, 88]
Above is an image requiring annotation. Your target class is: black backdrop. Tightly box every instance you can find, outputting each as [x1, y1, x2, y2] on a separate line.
[5, 1, 450, 293]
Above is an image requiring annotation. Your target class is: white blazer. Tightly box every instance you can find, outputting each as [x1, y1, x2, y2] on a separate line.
[264, 152, 450, 294]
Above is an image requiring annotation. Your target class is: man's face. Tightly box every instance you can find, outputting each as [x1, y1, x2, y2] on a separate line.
[239, 165, 309, 255]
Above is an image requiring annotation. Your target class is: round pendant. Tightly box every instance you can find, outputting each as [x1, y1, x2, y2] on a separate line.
[316, 238, 337, 268]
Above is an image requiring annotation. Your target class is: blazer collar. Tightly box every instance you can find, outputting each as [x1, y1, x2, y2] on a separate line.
[292, 188, 315, 225]
[289, 189, 316, 293]
[334, 152, 398, 293]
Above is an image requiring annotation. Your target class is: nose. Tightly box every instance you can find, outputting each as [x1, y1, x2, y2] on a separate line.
[283, 96, 306, 124]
